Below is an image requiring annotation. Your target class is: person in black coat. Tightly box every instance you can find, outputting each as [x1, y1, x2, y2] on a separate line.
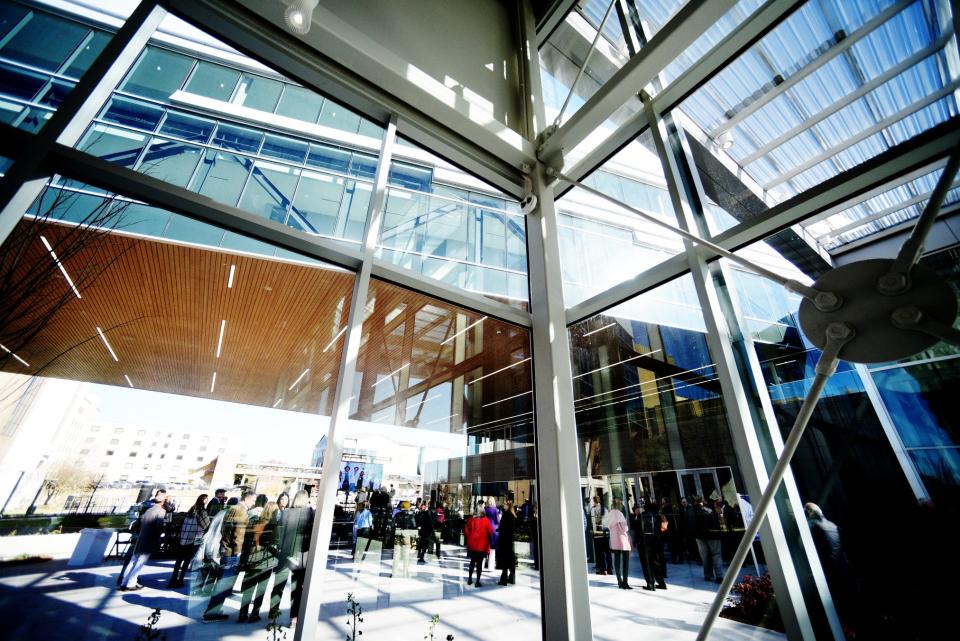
[496, 500, 517, 585]
[416, 501, 434, 563]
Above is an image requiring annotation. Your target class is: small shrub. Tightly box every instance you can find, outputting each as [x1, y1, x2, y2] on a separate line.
[345, 592, 363, 641]
[719, 574, 784, 632]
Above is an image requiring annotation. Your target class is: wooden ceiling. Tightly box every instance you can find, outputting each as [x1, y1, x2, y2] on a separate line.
[0, 220, 534, 428]
[1, 220, 353, 414]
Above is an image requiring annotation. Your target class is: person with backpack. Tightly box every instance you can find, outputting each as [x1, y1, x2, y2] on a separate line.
[169, 494, 210, 588]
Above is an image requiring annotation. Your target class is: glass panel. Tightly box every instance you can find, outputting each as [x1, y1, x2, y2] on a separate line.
[78, 123, 148, 168]
[212, 122, 263, 154]
[158, 110, 215, 143]
[0, 183, 355, 641]
[38, 79, 75, 108]
[0, 11, 87, 71]
[275, 84, 322, 122]
[120, 46, 193, 101]
[138, 138, 203, 187]
[302, 277, 541, 637]
[62, 30, 111, 79]
[190, 149, 254, 206]
[184, 61, 241, 101]
[317, 99, 360, 133]
[307, 142, 351, 174]
[569, 279, 763, 634]
[234, 73, 283, 112]
[237, 161, 300, 223]
[0, 3, 28, 41]
[290, 170, 347, 236]
[0, 62, 47, 100]
[262, 134, 309, 164]
[101, 96, 164, 132]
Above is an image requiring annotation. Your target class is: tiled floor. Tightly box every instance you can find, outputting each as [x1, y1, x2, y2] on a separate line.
[0, 542, 783, 641]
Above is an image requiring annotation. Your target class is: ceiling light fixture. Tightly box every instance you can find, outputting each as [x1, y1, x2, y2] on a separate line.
[370, 363, 409, 387]
[288, 368, 310, 390]
[716, 131, 734, 150]
[465, 357, 531, 386]
[96, 327, 119, 362]
[216, 319, 226, 358]
[40, 235, 81, 299]
[322, 325, 348, 352]
[227, 264, 236, 289]
[210, 372, 217, 393]
[273, 398, 282, 408]
[441, 316, 486, 345]
[0, 344, 29, 367]
[124, 375, 134, 388]
[283, 0, 319, 35]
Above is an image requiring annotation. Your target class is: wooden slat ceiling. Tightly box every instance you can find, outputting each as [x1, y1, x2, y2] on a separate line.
[1, 220, 353, 415]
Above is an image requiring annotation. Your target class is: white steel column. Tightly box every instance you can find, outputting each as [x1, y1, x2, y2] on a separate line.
[0, 0, 166, 246]
[646, 105, 828, 641]
[520, 3, 593, 640]
[294, 115, 397, 641]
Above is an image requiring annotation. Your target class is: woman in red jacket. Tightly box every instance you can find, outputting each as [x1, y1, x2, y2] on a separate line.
[464, 507, 494, 587]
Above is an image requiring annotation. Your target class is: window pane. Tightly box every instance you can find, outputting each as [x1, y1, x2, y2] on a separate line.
[307, 142, 350, 173]
[115, 202, 171, 236]
[120, 47, 193, 101]
[237, 161, 300, 223]
[212, 123, 263, 154]
[101, 96, 164, 132]
[341, 179, 371, 241]
[275, 84, 322, 122]
[0, 62, 47, 100]
[317, 99, 360, 133]
[184, 61, 240, 101]
[0, 3, 28, 41]
[158, 110, 215, 143]
[388, 161, 432, 191]
[235, 73, 282, 112]
[138, 138, 203, 187]
[78, 124, 148, 168]
[38, 80, 75, 108]
[62, 30, 111, 78]
[162, 212, 225, 245]
[290, 170, 346, 236]
[261, 134, 308, 164]
[349, 152, 378, 180]
[190, 149, 253, 206]
[0, 12, 87, 71]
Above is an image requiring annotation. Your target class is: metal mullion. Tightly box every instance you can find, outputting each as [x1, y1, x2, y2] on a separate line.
[765, 79, 960, 190]
[710, 0, 915, 139]
[648, 106, 833, 641]
[0, 0, 166, 247]
[520, 3, 592, 641]
[0, 9, 31, 49]
[819, 179, 960, 239]
[742, 33, 953, 166]
[292, 115, 397, 641]
[58, 28, 96, 76]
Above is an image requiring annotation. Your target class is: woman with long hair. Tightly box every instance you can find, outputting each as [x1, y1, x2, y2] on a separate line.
[496, 500, 516, 585]
[169, 493, 209, 588]
[239, 501, 280, 622]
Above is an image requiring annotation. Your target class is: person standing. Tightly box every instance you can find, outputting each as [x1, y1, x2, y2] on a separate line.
[119, 497, 168, 591]
[695, 498, 723, 583]
[207, 488, 227, 518]
[270, 490, 314, 627]
[416, 500, 435, 564]
[603, 498, 632, 589]
[496, 500, 517, 585]
[590, 495, 611, 576]
[353, 501, 373, 558]
[203, 490, 256, 621]
[239, 501, 280, 623]
[464, 506, 493, 587]
[169, 494, 210, 588]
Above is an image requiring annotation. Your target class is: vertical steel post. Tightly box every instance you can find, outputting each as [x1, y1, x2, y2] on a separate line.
[520, 2, 593, 639]
[293, 115, 397, 641]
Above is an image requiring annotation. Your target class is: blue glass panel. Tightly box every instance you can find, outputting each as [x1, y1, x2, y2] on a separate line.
[184, 61, 240, 101]
[274, 85, 322, 122]
[0, 62, 47, 100]
[78, 123, 147, 167]
[39, 79, 74, 108]
[388, 161, 432, 191]
[159, 110, 214, 143]
[872, 360, 960, 449]
[212, 123, 263, 154]
[261, 134, 308, 164]
[101, 96, 164, 132]
[115, 202, 170, 236]
[190, 149, 253, 206]
[221, 231, 277, 256]
[237, 162, 300, 223]
[0, 4, 28, 42]
[16, 106, 52, 132]
[307, 143, 350, 173]
[120, 47, 193, 101]
[317, 99, 360, 133]
[138, 138, 202, 187]
[349, 152, 377, 180]
[0, 12, 87, 72]
[63, 30, 111, 79]
[341, 180, 371, 241]
[30, 187, 107, 224]
[235, 73, 282, 112]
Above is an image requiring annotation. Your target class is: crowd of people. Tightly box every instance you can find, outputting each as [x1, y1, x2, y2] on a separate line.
[586, 494, 746, 591]
[115, 486, 314, 625]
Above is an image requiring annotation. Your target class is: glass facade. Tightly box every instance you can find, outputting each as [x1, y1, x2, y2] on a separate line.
[0, 1, 958, 641]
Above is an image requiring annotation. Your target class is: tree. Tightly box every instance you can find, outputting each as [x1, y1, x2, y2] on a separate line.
[41, 459, 98, 505]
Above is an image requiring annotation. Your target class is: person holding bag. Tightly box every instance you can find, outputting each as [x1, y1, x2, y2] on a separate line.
[603, 498, 632, 589]
[169, 494, 210, 588]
